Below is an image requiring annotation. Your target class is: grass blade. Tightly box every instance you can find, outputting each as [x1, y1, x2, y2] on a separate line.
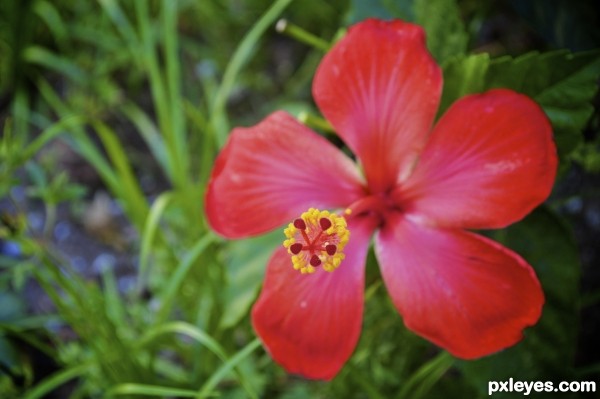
[22, 115, 86, 161]
[197, 338, 261, 399]
[91, 120, 149, 230]
[210, 0, 295, 146]
[155, 233, 216, 324]
[106, 383, 203, 398]
[397, 351, 454, 399]
[121, 101, 170, 178]
[35, 77, 119, 190]
[101, 266, 127, 333]
[137, 191, 174, 295]
[23, 46, 85, 84]
[137, 321, 228, 362]
[161, 0, 189, 184]
[22, 364, 88, 399]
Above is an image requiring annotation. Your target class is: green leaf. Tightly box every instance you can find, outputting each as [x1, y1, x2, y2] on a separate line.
[346, 0, 413, 23]
[509, 0, 600, 52]
[0, 333, 24, 384]
[414, 0, 467, 64]
[440, 50, 600, 160]
[0, 292, 25, 322]
[460, 207, 580, 398]
[347, 0, 466, 64]
[220, 231, 279, 329]
[570, 134, 600, 173]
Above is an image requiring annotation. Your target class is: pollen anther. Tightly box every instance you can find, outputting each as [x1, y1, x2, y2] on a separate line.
[282, 208, 350, 274]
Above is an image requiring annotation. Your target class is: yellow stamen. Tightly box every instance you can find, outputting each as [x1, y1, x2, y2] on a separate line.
[283, 208, 350, 274]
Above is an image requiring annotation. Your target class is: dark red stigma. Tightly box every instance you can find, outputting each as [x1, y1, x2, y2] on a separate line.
[294, 218, 307, 230]
[325, 244, 337, 255]
[290, 243, 303, 254]
[310, 254, 322, 266]
[319, 217, 332, 230]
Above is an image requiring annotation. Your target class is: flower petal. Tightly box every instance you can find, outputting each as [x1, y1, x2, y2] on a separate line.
[375, 215, 544, 359]
[401, 89, 557, 229]
[205, 111, 365, 238]
[252, 216, 377, 380]
[313, 19, 442, 192]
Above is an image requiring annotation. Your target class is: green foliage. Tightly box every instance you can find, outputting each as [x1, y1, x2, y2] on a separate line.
[2, 0, 299, 396]
[509, 0, 600, 51]
[440, 50, 600, 162]
[347, 0, 414, 23]
[25, 165, 86, 206]
[347, 0, 468, 63]
[571, 135, 600, 173]
[460, 207, 581, 398]
[0, 0, 598, 397]
[220, 231, 279, 329]
[413, 0, 468, 64]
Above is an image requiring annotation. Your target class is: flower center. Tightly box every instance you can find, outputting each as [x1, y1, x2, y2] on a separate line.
[283, 208, 350, 274]
[344, 190, 403, 226]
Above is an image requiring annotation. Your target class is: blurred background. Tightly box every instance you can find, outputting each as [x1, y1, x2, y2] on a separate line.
[0, 0, 598, 398]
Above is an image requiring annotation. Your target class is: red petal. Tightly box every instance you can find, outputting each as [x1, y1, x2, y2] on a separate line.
[313, 19, 442, 192]
[401, 89, 557, 229]
[375, 215, 544, 359]
[205, 111, 365, 238]
[252, 216, 377, 380]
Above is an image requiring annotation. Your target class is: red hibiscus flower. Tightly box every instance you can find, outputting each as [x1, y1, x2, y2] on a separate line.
[205, 19, 557, 380]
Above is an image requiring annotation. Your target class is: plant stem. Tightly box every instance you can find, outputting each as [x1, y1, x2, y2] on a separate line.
[276, 19, 330, 51]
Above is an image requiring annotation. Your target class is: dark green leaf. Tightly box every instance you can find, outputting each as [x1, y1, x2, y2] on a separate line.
[460, 207, 580, 398]
[0, 292, 25, 322]
[440, 50, 600, 160]
[347, 0, 467, 65]
[414, 0, 468, 64]
[346, 0, 413, 24]
[509, 0, 600, 52]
